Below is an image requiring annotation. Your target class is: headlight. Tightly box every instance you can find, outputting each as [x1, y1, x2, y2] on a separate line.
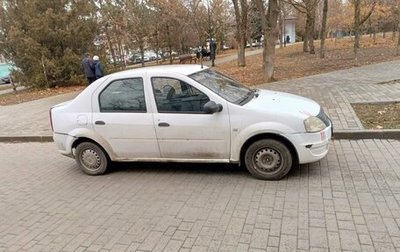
[304, 116, 326, 132]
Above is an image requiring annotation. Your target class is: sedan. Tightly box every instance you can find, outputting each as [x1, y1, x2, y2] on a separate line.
[50, 65, 332, 180]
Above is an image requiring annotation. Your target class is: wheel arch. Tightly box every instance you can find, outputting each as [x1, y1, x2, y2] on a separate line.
[239, 133, 299, 166]
[71, 137, 111, 161]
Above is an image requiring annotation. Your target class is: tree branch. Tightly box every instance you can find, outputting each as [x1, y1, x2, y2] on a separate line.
[360, 0, 377, 26]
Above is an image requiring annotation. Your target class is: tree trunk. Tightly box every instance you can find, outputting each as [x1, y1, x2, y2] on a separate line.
[279, 13, 283, 48]
[140, 44, 145, 67]
[320, 0, 328, 59]
[303, 17, 310, 52]
[354, 0, 361, 60]
[105, 28, 117, 66]
[308, 8, 316, 54]
[255, 0, 279, 81]
[354, 0, 376, 60]
[232, 0, 248, 67]
[169, 45, 173, 64]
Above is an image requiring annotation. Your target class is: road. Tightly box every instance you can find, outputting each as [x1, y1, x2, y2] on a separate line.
[1, 140, 400, 251]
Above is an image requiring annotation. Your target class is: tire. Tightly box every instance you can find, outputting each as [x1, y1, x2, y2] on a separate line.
[75, 142, 109, 175]
[244, 139, 293, 180]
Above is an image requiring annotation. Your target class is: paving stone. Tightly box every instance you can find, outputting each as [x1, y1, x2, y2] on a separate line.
[0, 139, 400, 251]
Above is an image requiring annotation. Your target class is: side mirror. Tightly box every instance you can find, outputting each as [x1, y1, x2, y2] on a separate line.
[203, 101, 223, 114]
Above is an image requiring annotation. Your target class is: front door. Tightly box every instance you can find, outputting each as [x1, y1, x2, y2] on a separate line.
[92, 77, 160, 159]
[151, 77, 230, 160]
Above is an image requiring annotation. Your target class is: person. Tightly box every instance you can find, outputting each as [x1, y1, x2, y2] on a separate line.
[81, 53, 95, 85]
[286, 35, 291, 44]
[93, 55, 105, 80]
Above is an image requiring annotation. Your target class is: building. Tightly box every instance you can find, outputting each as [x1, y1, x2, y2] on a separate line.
[282, 17, 296, 44]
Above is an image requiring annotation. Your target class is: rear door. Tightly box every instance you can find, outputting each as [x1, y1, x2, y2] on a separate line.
[92, 76, 160, 159]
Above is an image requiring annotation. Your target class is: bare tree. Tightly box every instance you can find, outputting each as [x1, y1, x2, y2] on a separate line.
[319, 0, 328, 58]
[289, 0, 319, 54]
[255, 0, 279, 81]
[352, 0, 377, 60]
[232, 0, 248, 67]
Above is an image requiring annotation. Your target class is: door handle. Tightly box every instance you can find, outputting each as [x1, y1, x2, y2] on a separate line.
[158, 122, 170, 127]
[95, 120, 106, 125]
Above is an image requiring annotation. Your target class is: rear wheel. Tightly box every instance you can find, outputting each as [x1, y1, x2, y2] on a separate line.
[75, 142, 108, 175]
[244, 139, 293, 180]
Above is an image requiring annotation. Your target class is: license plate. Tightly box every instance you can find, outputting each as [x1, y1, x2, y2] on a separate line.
[320, 131, 326, 140]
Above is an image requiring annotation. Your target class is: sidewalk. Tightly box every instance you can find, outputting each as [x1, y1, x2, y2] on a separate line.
[0, 59, 400, 140]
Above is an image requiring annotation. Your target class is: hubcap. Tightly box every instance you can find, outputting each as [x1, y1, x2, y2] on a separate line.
[81, 149, 101, 170]
[254, 148, 282, 172]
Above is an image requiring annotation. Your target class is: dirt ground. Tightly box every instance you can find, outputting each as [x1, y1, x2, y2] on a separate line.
[352, 102, 400, 129]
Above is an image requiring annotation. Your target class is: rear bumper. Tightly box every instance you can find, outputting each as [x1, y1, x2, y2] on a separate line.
[53, 133, 76, 158]
[284, 125, 332, 164]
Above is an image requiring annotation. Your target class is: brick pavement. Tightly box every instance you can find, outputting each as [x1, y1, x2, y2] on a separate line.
[1, 140, 400, 251]
[0, 92, 78, 137]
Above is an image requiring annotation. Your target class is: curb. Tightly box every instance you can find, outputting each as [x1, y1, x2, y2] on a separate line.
[0, 130, 399, 143]
[0, 136, 53, 143]
[333, 130, 400, 140]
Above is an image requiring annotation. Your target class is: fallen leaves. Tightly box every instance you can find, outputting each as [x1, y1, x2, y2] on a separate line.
[215, 36, 400, 86]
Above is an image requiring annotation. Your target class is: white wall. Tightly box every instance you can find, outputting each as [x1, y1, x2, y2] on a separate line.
[282, 19, 296, 44]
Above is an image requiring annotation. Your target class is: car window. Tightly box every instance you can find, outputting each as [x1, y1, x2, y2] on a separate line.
[99, 78, 146, 113]
[151, 77, 210, 113]
[189, 69, 253, 105]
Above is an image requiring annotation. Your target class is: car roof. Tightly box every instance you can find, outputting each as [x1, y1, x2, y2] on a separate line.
[110, 64, 208, 78]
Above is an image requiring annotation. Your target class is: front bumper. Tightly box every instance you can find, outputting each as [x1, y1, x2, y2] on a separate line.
[284, 124, 332, 164]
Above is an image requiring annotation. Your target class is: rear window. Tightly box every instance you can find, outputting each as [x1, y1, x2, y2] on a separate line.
[99, 78, 146, 113]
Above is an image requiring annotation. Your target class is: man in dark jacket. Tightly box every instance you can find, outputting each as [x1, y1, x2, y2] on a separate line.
[81, 53, 95, 85]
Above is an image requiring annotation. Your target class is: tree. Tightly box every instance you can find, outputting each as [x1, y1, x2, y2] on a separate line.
[125, 1, 154, 67]
[320, 0, 328, 58]
[289, 0, 320, 54]
[0, 0, 98, 87]
[232, 0, 248, 67]
[255, 0, 279, 81]
[352, 0, 377, 60]
[96, 0, 127, 67]
[248, 0, 263, 47]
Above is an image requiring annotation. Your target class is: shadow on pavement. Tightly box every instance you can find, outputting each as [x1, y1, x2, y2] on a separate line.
[107, 162, 249, 177]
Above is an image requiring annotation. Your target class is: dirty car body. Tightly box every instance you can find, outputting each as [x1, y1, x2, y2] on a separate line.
[50, 65, 332, 180]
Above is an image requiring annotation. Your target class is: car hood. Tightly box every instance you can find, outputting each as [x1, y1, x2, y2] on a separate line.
[246, 89, 320, 119]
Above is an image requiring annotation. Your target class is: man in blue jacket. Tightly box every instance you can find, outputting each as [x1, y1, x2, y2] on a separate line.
[81, 53, 95, 85]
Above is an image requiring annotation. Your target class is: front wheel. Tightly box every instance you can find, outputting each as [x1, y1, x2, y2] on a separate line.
[244, 139, 293, 180]
[75, 142, 109, 175]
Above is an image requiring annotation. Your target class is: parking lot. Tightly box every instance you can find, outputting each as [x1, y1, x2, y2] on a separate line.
[1, 140, 400, 251]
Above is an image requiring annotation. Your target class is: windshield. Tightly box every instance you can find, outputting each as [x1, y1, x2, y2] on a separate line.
[189, 69, 254, 105]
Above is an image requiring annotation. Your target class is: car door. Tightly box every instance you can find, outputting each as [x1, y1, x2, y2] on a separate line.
[92, 77, 160, 159]
[150, 75, 231, 160]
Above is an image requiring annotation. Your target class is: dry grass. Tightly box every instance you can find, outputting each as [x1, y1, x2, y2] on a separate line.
[215, 36, 400, 86]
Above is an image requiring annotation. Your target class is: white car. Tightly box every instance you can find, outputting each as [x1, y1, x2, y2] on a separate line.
[50, 65, 332, 180]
